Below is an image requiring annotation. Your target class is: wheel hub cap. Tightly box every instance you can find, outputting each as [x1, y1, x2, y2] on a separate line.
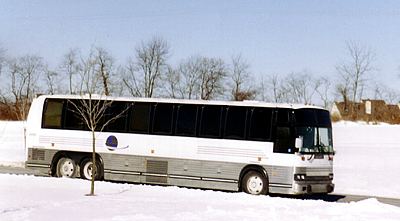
[61, 161, 74, 177]
[247, 176, 263, 194]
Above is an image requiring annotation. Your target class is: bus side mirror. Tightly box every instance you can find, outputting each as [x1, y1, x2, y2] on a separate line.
[295, 136, 303, 150]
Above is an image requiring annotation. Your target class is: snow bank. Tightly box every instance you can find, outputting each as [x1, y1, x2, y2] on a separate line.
[0, 121, 25, 167]
[0, 174, 399, 221]
[333, 123, 400, 198]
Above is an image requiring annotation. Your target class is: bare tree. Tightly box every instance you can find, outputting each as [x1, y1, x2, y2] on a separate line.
[336, 41, 375, 103]
[259, 74, 287, 103]
[162, 55, 228, 100]
[123, 37, 169, 97]
[94, 47, 115, 96]
[373, 82, 400, 104]
[282, 71, 320, 104]
[0, 46, 6, 76]
[70, 54, 129, 196]
[45, 68, 58, 95]
[163, 56, 202, 99]
[198, 57, 227, 100]
[229, 55, 256, 101]
[258, 76, 268, 101]
[0, 47, 7, 99]
[60, 49, 81, 94]
[336, 73, 351, 111]
[262, 71, 322, 105]
[5, 55, 45, 120]
[315, 77, 332, 109]
[112, 66, 127, 96]
[163, 65, 181, 98]
[175, 56, 202, 99]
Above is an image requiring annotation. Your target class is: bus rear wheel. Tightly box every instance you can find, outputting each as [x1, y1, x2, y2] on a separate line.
[242, 171, 268, 195]
[56, 157, 77, 178]
[80, 158, 103, 180]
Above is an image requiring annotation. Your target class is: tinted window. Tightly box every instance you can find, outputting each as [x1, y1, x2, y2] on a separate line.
[129, 102, 151, 133]
[294, 109, 317, 126]
[248, 108, 272, 141]
[295, 109, 331, 127]
[277, 109, 291, 125]
[316, 110, 331, 127]
[176, 104, 198, 136]
[64, 100, 88, 130]
[199, 105, 222, 138]
[42, 99, 64, 128]
[105, 102, 129, 132]
[152, 103, 174, 134]
[224, 107, 247, 139]
[274, 126, 295, 154]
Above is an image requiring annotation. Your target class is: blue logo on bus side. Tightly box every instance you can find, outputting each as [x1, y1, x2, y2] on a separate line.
[105, 135, 129, 151]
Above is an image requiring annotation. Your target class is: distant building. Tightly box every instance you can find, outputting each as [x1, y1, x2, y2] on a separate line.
[331, 99, 400, 124]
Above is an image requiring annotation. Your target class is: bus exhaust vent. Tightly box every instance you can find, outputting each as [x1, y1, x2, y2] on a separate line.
[146, 160, 168, 183]
[32, 149, 45, 161]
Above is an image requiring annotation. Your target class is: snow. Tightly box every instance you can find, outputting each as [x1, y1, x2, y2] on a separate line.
[0, 121, 25, 167]
[1, 174, 400, 221]
[333, 122, 400, 198]
[1, 120, 400, 220]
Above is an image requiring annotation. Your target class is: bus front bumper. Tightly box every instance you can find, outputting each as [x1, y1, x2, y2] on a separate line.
[292, 182, 335, 194]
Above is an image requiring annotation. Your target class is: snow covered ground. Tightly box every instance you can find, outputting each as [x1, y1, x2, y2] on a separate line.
[1, 174, 400, 221]
[1, 120, 400, 220]
[0, 121, 25, 167]
[333, 122, 400, 198]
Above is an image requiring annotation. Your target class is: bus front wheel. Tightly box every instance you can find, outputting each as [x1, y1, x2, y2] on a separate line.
[242, 170, 269, 195]
[80, 158, 103, 180]
[56, 157, 77, 178]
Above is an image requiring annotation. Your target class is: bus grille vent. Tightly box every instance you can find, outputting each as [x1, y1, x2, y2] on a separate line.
[32, 149, 45, 161]
[146, 160, 168, 183]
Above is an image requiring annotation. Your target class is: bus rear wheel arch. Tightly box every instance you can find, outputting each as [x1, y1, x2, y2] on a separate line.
[239, 166, 269, 195]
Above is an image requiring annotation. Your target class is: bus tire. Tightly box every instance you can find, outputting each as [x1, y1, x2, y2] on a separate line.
[56, 157, 77, 178]
[80, 158, 103, 180]
[241, 170, 269, 195]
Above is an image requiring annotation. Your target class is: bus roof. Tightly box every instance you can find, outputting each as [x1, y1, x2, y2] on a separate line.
[36, 94, 326, 110]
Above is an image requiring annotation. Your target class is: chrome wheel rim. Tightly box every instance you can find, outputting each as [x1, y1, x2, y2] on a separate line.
[83, 161, 93, 179]
[246, 175, 264, 194]
[60, 159, 75, 177]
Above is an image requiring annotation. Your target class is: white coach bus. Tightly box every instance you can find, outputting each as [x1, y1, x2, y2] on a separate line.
[25, 94, 334, 195]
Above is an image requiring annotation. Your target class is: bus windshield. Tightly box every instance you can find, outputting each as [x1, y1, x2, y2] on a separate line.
[294, 109, 334, 154]
[296, 127, 334, 154]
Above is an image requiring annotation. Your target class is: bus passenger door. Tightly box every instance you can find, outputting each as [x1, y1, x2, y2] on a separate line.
[273, 109, 295, 154]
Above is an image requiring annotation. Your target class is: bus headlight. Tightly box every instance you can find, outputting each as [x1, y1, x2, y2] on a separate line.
[294, 174, 306, 181]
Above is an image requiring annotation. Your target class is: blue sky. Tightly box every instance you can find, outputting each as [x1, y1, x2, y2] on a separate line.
[1, 0, 400, 89]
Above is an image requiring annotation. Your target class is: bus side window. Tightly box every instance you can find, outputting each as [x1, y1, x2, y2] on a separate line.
[277, 109, 290, 124]
[224, 106, 247, 140]
[152, 103, 174, 135]
[274, 127, 295, 153]
[105, 101, 129, 132]
[199, 105, 222, 138]
[248, 108, 272, 141]
[64, 100, 88, 131]
[42, 99, 64, 129]
[175, 104, 198, 137]
[129, 102, 151, 134]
